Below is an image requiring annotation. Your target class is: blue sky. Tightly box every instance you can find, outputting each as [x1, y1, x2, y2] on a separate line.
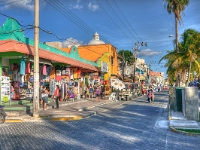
[0, 0, 200, 75]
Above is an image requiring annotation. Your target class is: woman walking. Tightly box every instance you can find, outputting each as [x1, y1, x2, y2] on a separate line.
[54, 85, 60, 109]
[95, 86, 101, 102]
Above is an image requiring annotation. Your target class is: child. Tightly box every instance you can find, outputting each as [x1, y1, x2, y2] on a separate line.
[95, 86, 101, 102]
[41, 86, 49, 110]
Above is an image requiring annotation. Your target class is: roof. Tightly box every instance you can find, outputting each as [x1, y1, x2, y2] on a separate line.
[0, 18, 98, 71]
[88, 32, 105, 45]
[0, 40, 98, 71]
[150, 70, 161, 76]
[61, 45, 109, 62]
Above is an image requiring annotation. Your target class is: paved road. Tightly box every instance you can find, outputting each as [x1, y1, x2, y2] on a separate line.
[0, 91, 200, 150]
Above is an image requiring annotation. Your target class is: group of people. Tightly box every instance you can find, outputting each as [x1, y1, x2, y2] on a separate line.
[84, 84, 106, 102]
[39, 84, 106, 110]
[40, 85, 60, 110]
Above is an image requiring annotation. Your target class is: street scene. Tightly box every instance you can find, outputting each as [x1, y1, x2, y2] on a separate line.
[0, 0, 200, 150]
[0, 91, 200, 150]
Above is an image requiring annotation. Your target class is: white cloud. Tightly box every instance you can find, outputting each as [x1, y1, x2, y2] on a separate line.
[88, 2, 99, 11]
[62, 38, 83, 48]
[138, 49, 162, 57]
[0, 0, 34, 11]
[70, 0, 83, 10]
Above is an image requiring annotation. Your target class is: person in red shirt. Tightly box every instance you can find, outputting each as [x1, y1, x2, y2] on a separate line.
[54, 85, 60, 109]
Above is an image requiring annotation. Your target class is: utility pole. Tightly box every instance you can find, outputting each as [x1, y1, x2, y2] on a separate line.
[122, 51, 125, 82]
[133, 42, 147, 83]
[33, 0, 39, 117]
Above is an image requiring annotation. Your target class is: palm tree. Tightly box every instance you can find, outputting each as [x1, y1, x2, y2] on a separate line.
[179, 29, 200, 84]
[163, 0, 189, 53]
[159, 29, 200, 86]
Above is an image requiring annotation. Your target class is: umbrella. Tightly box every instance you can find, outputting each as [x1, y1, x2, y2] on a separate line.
[111, 78, 125, 90]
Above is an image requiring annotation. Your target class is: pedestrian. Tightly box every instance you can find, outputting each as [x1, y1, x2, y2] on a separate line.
[84, 85, 88, 99]
[95, 86, 101, 102]
[54, 85, 60, 109]
[158, 85, 160, 92]
[89, 85, 94, 100]
[100, 85, 105, 99]
[41, 86, 49, 110]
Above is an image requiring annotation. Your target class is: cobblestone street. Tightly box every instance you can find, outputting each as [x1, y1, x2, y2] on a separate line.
[0, 91, 200, 150]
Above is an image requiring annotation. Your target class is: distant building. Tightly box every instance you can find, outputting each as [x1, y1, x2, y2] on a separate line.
[88, 32, 105, 45]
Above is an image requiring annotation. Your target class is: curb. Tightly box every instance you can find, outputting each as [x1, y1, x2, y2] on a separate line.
[168, 126, 200, 136]
[4, 98, 134, 123]
[5, 119, 22, 123]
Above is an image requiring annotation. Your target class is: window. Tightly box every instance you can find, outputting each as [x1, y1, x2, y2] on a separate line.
[111, 56, 114, 65]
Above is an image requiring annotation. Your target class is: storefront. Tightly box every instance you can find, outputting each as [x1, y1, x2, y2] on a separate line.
[0, 18, 99, 105]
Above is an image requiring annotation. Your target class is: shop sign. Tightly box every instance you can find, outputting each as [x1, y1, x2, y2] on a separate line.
[125, 68, 131, 76]
[101, 61, 108, 73]
[66, 68, 70, 76]
[89, 72, 98, 76]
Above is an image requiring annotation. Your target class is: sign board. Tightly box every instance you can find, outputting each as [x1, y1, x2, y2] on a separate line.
[101, 61, 108, 73]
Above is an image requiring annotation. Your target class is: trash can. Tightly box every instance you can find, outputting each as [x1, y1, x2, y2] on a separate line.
[176, 87, 183, 112]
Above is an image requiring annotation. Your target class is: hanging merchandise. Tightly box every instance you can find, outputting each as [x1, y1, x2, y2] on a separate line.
[70, 69, 74, 79]
[66, 68, 70, 76]
[77, 70, 81, 78]
[42, 64, 47, 75]
[29, 76, 34, 82]
[26, 61, 31, 74]
[24, 74, 30, 82]
[20, 58, 26, 75]
[13, 63, 19, 71]
[0, 76, 10, 104]
[30, 63, 34, 76]
[61, 66, 66, 76]
[23, 82, 28, 89]
[50, 67, 55, 79]
[55, 70, 62, 81]
[46, 65, 52, 76]
[49, 79, 55, 95]
[73, 69, 77, 79]
[55, 65, 61, 81]
[19, 74, 25, 87]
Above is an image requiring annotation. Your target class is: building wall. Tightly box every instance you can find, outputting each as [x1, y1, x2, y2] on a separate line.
[61, 44, 120, 79]
[0, 57, 2, 76]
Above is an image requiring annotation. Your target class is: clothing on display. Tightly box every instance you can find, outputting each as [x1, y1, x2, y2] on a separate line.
[42, 65, 47, 75]
[26, 61, 31, 74]
[20, 58, 26, 75]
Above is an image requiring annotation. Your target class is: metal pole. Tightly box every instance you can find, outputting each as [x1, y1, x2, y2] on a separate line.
[33, 0, 39, 117]
[122, 51, 125, 82]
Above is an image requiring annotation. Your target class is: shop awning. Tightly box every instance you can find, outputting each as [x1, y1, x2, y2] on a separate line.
[0, 40, 98, 71]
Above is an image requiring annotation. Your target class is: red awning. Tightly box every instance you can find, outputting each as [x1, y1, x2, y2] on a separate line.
[0, 40, 98, 71]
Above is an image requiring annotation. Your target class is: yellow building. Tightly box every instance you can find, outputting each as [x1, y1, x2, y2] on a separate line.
[60, 32, 120, 92]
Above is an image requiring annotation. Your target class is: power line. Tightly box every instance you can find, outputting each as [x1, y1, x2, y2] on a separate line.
[0, 0, 23, 7]
[97, 0, 135, 44]
[113, 0, 143, 42]
[0, 12, 110, 62]
[0, 12, 34, 28]
[45, 0, 109, 43]
[45, 0, 94, 36]
[105, 0, 138, 42]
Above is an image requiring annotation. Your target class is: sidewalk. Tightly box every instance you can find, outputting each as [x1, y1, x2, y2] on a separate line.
[168, 110, 200, 135]
[5, 97, 115, 122]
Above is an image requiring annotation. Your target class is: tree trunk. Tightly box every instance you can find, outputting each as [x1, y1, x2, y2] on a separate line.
[175, 16, 179, 53]
[187, 61, 192, 86]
